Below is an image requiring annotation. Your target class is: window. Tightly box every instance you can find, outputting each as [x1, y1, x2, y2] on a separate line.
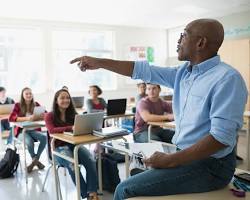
[52, 30, 115, 92]
[168, 27, 183, 57]
[0, 27, 45, 94]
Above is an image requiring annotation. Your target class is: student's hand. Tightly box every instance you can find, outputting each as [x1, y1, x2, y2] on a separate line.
[143, 151, 177, 169]
[28, 115, 36, 121]
[32, 115, 42, 121]
[39, 113, 45, 120]
[70, 56, 101, 72]
[165, 114, 174, 121]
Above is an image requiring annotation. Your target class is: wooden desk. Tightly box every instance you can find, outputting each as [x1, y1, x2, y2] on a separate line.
[11, 121, 46, 184]
[127, 186, 249, 200]
[0, 114, 9, 120]
[50, 133, 126, 200]
[148, 121, 176, 143]
[244, 111, 250, 170]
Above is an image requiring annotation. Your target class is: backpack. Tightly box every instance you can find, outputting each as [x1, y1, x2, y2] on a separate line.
[97, 153, 121, 192]
[0, 147, 20, 179]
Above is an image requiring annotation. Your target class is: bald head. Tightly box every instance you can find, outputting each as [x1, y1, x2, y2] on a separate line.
[186, 19, 224, 53]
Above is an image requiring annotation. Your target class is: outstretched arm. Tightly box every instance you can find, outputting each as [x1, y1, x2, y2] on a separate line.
[70, 56, 134, 77]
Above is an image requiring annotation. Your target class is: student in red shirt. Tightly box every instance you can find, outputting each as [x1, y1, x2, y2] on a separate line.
[9, 87, 46, 173]
[86, 85, 107, 113]
[45, 89, 99, 200]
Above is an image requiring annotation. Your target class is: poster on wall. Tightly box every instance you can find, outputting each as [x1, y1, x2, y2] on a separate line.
[127, 46, 154, 63]
[125, 46, 154, 84]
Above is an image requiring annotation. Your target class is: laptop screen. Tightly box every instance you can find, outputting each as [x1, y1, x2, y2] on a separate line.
[107, 98, 127, 116]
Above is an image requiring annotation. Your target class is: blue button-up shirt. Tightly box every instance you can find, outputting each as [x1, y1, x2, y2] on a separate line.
[132, 55, 248, 158]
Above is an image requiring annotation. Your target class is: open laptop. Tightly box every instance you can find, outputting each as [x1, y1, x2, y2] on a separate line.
[107, 98, 127, 116]
[64, 112, 104, 136]
[72, 96, 84, 108]
[0, 104, 14, 115]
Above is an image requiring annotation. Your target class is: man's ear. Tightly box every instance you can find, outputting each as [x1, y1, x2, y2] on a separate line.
[197, 37, 207, 51]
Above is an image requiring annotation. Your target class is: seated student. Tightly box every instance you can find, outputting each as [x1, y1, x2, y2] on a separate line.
[134, 83, 174, 143]
[86, 85, 107, 113]
[135, 82, 147, 104]
[0, 86, 15, 144]
[9, 87, 46, 173]
[45, 89, 99, 200]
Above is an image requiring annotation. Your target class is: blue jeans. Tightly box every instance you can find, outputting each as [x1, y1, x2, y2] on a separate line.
[18, 130, 46, 160]
[6, 129, 13, 144]
[55, 144, 98, 199]
[1, 119, 10, 130]
[113, 151, 235, 200]
[1, 119, 13, 144]
[134, 128, 175, 143]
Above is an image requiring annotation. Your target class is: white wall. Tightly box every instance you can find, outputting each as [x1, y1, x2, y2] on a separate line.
[220, 11, 250, 39]
[166, 10, 250, 66]
[0, 18, 167, 110]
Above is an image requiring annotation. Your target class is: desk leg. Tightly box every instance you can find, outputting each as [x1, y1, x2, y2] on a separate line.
[148, 125, 152, 142]
[98, 144, 103, 194]
[13, 126, 16, 147]
[22, 128, 28, 184]
[247, 117, 250, 170]
[51, 138, 60, 200]
[125, 153, 129, 178]
[74, 145, 81, 200]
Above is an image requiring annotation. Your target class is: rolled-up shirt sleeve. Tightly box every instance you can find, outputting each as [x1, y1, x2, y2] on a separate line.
[210, 73, 248, 148]
[132, 61, 178, 89]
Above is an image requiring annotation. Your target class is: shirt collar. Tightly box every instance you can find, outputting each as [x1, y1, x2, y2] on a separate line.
[186, 55, 221, 75]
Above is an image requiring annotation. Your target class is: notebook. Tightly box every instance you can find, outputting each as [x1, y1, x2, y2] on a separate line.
[93, 126, 128, 137]
[33, 106, 46, 115]
[129, 143, 177, 159]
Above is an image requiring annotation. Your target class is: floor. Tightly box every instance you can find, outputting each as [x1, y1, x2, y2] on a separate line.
[0, 131, 248, 200]
[0, 139, 117, 200]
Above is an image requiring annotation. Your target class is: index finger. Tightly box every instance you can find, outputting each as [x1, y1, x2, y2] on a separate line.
[70, 57, 81, 64]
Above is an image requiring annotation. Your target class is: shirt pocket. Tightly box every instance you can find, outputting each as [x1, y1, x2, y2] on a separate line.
[189, 93, 205, 106]
[183, 94, 205, 124]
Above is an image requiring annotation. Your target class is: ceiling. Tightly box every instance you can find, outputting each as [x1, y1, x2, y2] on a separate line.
[0, 0, 250, 28]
